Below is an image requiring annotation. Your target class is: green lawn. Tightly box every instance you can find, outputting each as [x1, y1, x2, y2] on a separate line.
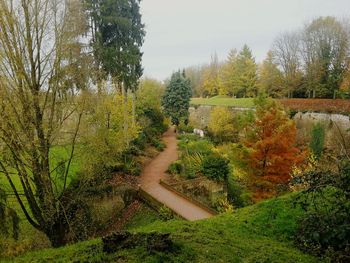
[0, 145, 81, 193]
[0, 145, 82, 255]
[191, 97, 255, 108]
[7, 194, 321, 263]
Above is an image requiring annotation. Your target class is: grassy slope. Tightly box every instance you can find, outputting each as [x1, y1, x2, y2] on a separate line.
[190, 97, 255, 108]
[7, 194, 320, 263]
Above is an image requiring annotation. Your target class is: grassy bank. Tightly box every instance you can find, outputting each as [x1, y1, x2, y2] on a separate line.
[6, 194, 321, 263]
[191, 97, 255, 108]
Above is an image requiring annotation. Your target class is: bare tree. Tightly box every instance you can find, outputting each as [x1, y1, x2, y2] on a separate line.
[0, 0, 88, 247]
[272, 31, 302, 98]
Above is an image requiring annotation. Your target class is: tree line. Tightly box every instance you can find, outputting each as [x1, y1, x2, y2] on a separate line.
[186, 16, 350, 99]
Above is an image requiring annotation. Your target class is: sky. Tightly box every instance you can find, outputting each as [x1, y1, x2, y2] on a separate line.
[139, 0, 350, 81]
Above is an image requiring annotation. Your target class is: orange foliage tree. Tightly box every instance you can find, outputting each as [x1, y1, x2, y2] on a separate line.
[245, 98, 307, 199]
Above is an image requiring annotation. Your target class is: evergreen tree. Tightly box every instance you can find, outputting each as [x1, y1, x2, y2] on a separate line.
[233, 45, 258, 98]
[221, 49, 238, 97]
[162, 71, 192, 125]
[86, 0, 145, 90]
[310, 123, 325, 159]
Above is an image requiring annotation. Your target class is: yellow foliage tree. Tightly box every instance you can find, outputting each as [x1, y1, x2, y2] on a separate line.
[208, 107, 237, 143]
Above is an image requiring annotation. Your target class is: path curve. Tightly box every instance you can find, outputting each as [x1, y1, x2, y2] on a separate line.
[140, 127, 213, 221]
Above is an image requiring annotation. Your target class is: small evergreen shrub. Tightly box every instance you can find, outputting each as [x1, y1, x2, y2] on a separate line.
[201, 154, 229, 182]
[309, 123, 325, 159]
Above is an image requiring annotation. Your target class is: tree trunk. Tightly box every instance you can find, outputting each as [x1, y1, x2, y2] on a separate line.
[45, 220, 68, 248]
[122, 84, 129, 146]
[131, 91, 136, 126]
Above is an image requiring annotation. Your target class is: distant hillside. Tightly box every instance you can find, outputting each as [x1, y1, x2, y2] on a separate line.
[7, 194, 320, 263]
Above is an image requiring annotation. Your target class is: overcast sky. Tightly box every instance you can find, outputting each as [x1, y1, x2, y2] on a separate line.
[140, 0, 350, 81]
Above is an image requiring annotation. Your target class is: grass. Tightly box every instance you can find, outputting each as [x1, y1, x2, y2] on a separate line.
[191, 97, 255, 108]
[6, 193, 321, 263]
[124, 205, 161, 230]
[0, 145, 82, 257]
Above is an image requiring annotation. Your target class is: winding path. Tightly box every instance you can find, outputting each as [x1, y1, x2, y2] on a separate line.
[140, 128, 214, 221]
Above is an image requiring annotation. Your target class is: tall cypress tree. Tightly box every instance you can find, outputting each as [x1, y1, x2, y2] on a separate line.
[162, 71, 192, 125]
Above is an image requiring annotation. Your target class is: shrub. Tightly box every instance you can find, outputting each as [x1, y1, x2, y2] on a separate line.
[159, 206, 175, 221]
[151, 138, 166, 151]
[227, 176, 251, 208]
[294, 162, 350, 261]
[178, 120, 193, 133]
[201, 154, 229, 182]
[309, 123, 325, 159]
[167, 160, 182, 175]
[122, 158, 142, 176]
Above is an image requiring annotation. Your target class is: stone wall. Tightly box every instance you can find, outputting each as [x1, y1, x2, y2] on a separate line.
[189, 105, 350, 153]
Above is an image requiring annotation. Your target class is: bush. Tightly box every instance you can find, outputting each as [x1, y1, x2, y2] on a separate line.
[200, 154, 229, 182]
[294, 162, 350, 261]
[151, 138, 166, 151]
[178, 120, 193, 133]
[178, 139, 213, 156]
[159, 206, 175, 221]
[227, 176, 251, 208]
[167, 160, 182, 175]
[309, 123, 325, 159]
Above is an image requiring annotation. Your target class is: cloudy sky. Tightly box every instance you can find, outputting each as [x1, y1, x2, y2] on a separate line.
[140, 0, 350, 80]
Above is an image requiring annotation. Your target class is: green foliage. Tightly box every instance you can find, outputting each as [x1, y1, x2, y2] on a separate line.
[309, 123, 325, 158]
[293, 161, 350, 261]
[86, 0, 145, 89]
[173, 136, 214, 179]
[162, 71, 192, 125]
[207, 107, 237, 143]
[177, 121, 193, 133]
[167, 160, 183, 176]
[227, 176, 251, 208]
[150, 138, 166, 151]
[200, 154, 229, 182]
[158, 206, 175, 221]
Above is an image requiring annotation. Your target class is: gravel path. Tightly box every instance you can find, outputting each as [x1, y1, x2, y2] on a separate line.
[140, 127, 213, 221]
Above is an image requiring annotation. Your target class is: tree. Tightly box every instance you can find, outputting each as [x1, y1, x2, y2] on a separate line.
[233, 45, 258, 98]
[301, 17, 349, 98]
[85, 0, 145, 134]
[202, 53, 223, 97]
[184, 65, 206, 97]
[272, 32, 303, 98]
[162, 71, 192, 125]
[208, 107, 237, 143]
[245, 98, 306, 199]
[309, 123, 325, 159]
[137, 78, 164, 111]
[0, 0, 88, 247]
[221, 49, 238, 97]
[0, 187, 19, 240]
[258, 51, 284, 98]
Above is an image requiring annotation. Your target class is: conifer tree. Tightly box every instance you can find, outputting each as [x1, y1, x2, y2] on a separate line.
[162, 71, 192, 125]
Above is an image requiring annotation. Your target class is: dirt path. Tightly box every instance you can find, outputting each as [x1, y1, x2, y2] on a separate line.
[140, 127, 213, 221]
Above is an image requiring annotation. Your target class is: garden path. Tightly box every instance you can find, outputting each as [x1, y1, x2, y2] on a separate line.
[140, 127, 214, 221]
